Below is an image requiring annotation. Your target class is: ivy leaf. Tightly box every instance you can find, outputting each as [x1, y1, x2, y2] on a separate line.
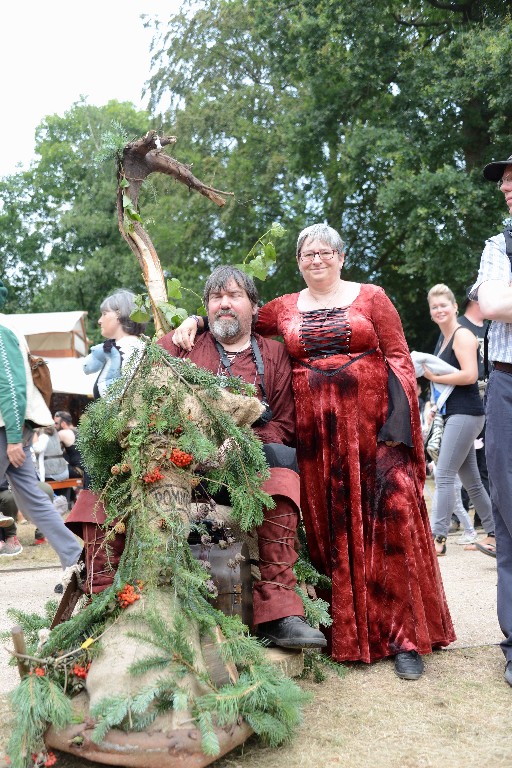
[166, 277, 183, 300]
[157, 303, 189, 329]
[263, 242, 277, 265]
[246, 254, 269, 280]
[131, 308, 151, 323]
[171, 307, 189, 325]
[270, 222, 286, 239]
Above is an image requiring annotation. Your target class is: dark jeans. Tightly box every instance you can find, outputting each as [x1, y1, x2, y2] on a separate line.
[0, 488, 17, 540]
[484, 370, 512, 661]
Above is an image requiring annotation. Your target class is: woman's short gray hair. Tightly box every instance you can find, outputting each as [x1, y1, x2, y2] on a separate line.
[203, 266, 260, 307]
[100, 289, 148, 336]
[296, 223, 345, 257]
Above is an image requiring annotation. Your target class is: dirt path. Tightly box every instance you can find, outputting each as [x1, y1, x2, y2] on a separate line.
[1, 505, 509, 768]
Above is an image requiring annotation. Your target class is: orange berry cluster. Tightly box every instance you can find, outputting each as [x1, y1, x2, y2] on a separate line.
[117, 581, 143, 609]
[30, 667, 45, 677]
[169, 448, 194, 468]
[72, 662, 91, 679]
[31, 752, 57, 768]
[143, 466, 164, 483]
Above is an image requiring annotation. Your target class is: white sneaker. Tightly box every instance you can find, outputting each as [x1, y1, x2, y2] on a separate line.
[0, 536, 23, 556]
[454, 531, 478, 545]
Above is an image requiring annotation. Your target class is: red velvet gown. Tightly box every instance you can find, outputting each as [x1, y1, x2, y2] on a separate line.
[257, 284, 455, 663]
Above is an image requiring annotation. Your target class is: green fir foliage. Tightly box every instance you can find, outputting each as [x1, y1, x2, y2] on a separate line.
[7, 676, 73, 768]
[7, 338, 312, 766]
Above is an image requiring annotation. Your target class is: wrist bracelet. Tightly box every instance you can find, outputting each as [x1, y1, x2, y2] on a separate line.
[190, 315, 201, 326]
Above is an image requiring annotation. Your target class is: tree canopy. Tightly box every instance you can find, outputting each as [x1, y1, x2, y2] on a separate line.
[2, 0, 512, 349]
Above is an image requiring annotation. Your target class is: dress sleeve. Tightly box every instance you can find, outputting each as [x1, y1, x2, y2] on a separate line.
[255, 299, 280, 337]
[370, 288, 423, 460]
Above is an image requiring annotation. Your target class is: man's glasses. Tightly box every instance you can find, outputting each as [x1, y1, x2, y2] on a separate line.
[299, 249, 337, 263]
[498, 175, 512, 190]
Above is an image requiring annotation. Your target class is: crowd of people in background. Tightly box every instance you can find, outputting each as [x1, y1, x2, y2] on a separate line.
[2, 150, 512, 690]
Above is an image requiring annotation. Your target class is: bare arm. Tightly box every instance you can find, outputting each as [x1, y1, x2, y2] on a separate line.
[478, 280, 512, 322]
[422, 328, 478, 386]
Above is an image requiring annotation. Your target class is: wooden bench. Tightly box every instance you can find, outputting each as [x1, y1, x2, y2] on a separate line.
[47, 478, 83, 508]
[47, 478, 83, 491]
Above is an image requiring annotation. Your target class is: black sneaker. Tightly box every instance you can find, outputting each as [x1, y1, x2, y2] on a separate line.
[505, 661, 512, 687]
[256, 615, 327, 649]
[448, 515, 460, 533]
[394, 650, 424, 680]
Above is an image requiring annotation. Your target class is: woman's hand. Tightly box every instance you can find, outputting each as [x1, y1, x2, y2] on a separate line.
[172, 317, 199, 351]
[385, 441, 400, 447]
[422, 364, 435, 382]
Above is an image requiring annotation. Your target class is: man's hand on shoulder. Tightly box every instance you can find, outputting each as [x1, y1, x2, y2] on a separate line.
[7, 443, 25, 467]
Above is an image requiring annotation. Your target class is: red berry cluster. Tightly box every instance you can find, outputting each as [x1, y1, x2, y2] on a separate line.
[30, 752, 57, 767]
[72, 662, 91, 679]
[29, 667, 45, 677]
[117, 580, 144, 609]
[169, 448, 194, 468]
[143, 467, 164, 483]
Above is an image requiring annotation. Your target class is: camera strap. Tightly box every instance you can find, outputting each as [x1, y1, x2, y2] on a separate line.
[214, 335, 269, 404]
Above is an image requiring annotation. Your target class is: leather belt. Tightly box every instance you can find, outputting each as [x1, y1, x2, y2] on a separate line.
[493, 361, 512, 375]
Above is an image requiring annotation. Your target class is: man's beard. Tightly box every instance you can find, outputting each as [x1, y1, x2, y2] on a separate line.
[211, 312, 242, 342]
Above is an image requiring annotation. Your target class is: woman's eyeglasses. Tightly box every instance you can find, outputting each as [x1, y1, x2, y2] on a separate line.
[299, 250, 337, 263]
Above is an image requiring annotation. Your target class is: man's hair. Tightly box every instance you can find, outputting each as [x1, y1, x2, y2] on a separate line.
[203, 266, 260, 307]
[54, 410, 73, 425]
[427, 283, 456, 304]
[296, 223, 345, 257]
[100, 289, 147, 337]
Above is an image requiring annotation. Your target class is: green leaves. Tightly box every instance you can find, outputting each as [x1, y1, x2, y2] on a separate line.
[235, 222, 286, 280]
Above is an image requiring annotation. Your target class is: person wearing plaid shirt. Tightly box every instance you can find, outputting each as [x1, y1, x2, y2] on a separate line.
[471, 153, 512, 688]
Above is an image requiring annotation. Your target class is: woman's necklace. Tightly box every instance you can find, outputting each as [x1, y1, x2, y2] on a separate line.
[308, 283, 343, 310]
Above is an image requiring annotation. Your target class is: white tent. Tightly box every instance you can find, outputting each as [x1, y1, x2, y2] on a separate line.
[9, 311, 94, 396]
[9, 311, 89, 358]
[45, 357, 94, 397]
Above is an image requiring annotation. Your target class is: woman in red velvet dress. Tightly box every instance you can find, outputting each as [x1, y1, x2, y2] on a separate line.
[174, 223, 455, 679]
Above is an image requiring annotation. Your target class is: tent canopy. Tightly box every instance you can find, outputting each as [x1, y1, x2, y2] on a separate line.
[9, 311, 89, 358]
[45, 357, 94, 397]
[9, 311, 94, 396]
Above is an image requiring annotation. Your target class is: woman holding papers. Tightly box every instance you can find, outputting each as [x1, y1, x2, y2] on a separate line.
[423, 284, 494, 556]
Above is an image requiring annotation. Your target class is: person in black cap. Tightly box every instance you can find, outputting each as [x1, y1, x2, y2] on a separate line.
[470, 153, 512, 687]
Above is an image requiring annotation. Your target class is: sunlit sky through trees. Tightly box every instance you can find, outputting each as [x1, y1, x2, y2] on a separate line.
[1, 0, 180, 177]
